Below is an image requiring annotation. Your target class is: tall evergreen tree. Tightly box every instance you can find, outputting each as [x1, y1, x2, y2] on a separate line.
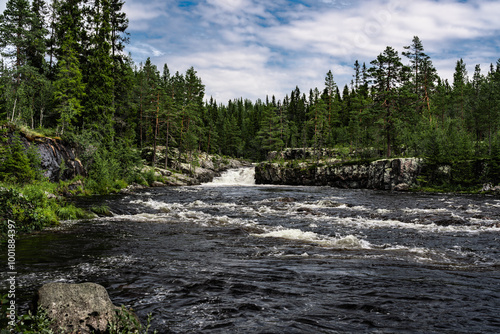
[369, 46, 406, 157]
[256, 99, 284, 155]
[83, 0, 115, 141]
[52, 0, 84, 62]
[0, 0, 33, 78]
[403, 36, 437, 116]
[53, 36, 85, 135]
[27, 0, 49, 74]
[109, 0, 129, 65]
[452, 58, 468, 120]
[181, 67, 204, 156]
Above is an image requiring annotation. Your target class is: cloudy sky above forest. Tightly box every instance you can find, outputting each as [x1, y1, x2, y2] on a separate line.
[2, 0, 500, 103]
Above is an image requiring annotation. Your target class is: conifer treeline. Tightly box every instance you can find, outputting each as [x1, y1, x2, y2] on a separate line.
[1, 0, 500, 163]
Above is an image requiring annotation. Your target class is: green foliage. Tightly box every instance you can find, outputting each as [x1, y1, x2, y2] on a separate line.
[90, 204, 112, 216]
[420, 119, 474, 163]
[85, 140, 141, 194]
[0, 298, 55, 334]
[108, 306, 157, 334]
[15, 307, 55, 334]
[0, 185, 58, 241]
[0, 302, 157, 334]
[0, 131, 43, 183]
[2, 9, 500, 194]
[143, 168, 157, 186]
[53, 36, 85, 135]
[56, 204, 93, 220]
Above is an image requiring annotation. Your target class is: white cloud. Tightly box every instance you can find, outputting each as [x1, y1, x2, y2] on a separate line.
[127, 42, 166, 59]
[123, 2, 163, 21]
[3, 0, 497, 103]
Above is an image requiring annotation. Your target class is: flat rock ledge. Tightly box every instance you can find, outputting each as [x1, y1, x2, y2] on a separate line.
[35, 282, 137, 334]
[255, 158, 423, 191]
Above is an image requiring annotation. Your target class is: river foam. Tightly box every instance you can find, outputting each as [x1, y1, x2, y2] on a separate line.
[253, 228, 371, 249]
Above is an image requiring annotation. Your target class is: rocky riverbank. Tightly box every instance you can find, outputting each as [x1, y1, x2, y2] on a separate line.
[135, 150, 252, 189]
[8, 125, 250, 189]
[255, 158, 423, 191]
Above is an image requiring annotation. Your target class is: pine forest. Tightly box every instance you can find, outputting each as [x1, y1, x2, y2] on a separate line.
[1, 0, 500, 183]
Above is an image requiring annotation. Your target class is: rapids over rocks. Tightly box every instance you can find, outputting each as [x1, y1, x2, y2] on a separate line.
[2, 167, 500, 333]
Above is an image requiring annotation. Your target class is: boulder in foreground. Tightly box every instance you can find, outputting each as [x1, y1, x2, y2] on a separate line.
[35, 282, 136, 333]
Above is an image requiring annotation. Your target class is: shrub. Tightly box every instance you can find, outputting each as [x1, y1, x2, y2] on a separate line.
[0, 133, 36, 183]
[56, 205, 93, 220]
[0, 186, 57, 241]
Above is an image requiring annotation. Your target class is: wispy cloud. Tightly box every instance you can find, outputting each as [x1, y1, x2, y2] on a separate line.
[1, 0, 498, 103]
[127, 0, 497, 103]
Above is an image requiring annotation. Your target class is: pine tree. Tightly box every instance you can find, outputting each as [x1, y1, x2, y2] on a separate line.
[403, 36, 437, 117]
[0, 0, 44, 125]
[53, 36, 85, 135]
[369, 46, 406, 157]
[52, 0, 84, 62]
[113, 56, 137, 141]
[0, 133, 36, 183]
[306, 88, 328, 154]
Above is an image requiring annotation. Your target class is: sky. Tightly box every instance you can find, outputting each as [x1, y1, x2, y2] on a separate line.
[1, 0, 500, 104]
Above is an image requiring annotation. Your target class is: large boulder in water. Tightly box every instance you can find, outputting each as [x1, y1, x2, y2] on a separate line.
[35, 282, 135, 333]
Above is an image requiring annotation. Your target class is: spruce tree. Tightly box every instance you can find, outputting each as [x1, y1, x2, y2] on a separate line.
[0, 0, 33, 78]
[182, 67, 204, 156]
[53, 36, 85, 135]
[256, 100, 284, 156]
[109, 0, 129, 65]
[452, 58, 468, 120]
[83, 0, 115, 141]
[27, 0, 49, 74]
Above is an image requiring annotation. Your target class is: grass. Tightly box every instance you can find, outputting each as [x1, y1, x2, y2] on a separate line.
[90, 204, 112, 216]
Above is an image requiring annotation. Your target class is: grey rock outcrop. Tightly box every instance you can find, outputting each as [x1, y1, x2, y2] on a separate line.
[8, 129, 87, 182]
[35, 282, 134, 334]
[36, 137, 86, 182]
[255, 158, 423, 191]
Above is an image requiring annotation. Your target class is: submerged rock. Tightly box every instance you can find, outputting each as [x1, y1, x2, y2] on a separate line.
[35, 282, 137, 334]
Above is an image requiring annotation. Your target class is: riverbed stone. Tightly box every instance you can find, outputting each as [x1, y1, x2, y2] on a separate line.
[35, 282, 127, 333]
[151, 181, 166, 187]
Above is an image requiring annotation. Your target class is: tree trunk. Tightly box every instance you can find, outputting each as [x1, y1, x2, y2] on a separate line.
[164, 121, 169, 169]
[152, 92, 159, 167]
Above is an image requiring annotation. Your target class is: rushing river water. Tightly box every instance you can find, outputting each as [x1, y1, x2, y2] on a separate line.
[2, 167, 500, 333]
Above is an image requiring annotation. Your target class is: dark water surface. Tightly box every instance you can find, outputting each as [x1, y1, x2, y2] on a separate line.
[2, 168, 500, 333]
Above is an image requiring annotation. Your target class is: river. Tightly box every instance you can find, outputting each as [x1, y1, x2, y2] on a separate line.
[2, 167, 500, 333]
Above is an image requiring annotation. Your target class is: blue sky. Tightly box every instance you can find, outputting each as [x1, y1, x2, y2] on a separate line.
[1, 0, 500, 103]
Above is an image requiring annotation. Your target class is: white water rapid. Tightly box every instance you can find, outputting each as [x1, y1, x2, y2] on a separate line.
[204, 167, 256, 186]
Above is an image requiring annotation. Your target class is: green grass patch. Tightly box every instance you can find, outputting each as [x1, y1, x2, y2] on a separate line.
[90, 204, 112, 216]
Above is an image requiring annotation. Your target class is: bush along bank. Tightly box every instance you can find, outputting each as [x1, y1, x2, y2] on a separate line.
[416, 158, 500, 193]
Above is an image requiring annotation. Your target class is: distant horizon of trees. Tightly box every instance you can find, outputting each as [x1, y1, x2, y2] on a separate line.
[1, 0, 500, 165]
